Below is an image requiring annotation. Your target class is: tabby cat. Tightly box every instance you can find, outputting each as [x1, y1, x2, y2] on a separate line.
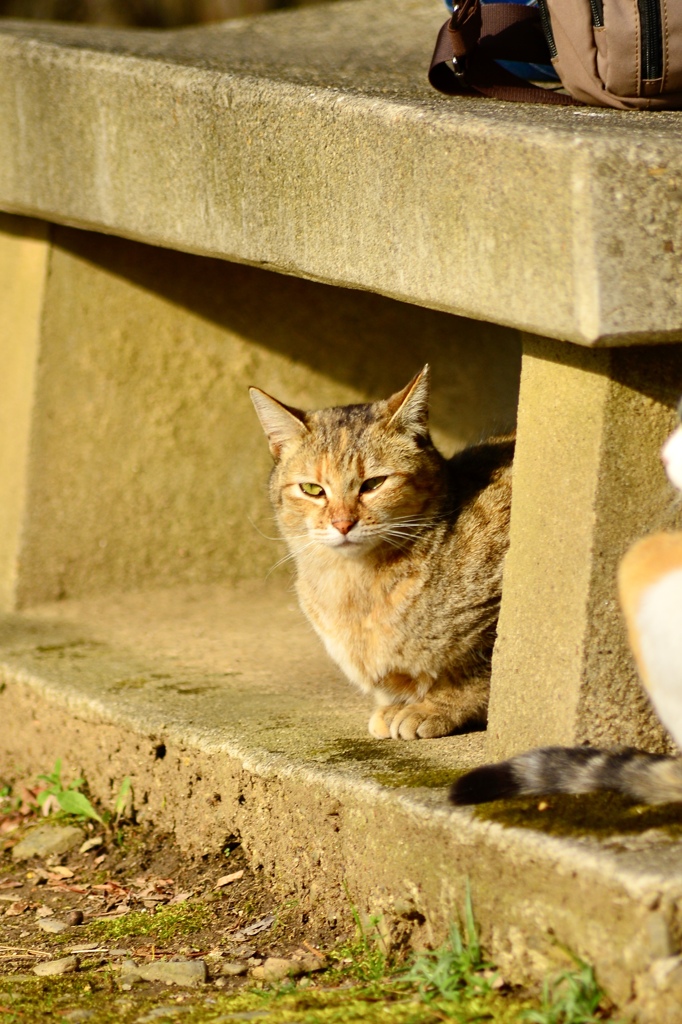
[250, 366, 514, 740]
[452, 411, 682, 806]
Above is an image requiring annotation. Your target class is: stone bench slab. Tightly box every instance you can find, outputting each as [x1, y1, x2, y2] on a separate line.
[0, 0, 681, 344]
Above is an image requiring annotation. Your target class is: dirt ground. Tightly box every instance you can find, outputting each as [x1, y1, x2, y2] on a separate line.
[0, 773, 616, 1024]
[0, 772, 347, 1022]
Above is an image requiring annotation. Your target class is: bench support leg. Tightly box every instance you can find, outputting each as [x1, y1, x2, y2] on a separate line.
[487, 334, 682, 758]
[0, 215, 49, 612]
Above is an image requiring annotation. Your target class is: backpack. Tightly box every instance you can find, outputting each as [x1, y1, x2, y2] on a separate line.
[428, 0, 682, 109]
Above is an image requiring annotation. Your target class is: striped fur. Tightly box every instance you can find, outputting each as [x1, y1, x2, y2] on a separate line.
[453, 416, 682, 807]
[451, 746, 682, 806]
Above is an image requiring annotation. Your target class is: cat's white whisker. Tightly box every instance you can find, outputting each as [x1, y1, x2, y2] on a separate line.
[264, 541, 316, 579]
[248, 517, 288, 542]
[249, 515, 312, 544]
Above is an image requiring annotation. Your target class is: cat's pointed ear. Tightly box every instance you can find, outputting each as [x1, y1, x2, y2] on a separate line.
[386, 365, 430, 438]
[249, 387, 308, 459]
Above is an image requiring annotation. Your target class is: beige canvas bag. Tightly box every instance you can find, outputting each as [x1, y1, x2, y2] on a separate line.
[429, 0, 682, 108]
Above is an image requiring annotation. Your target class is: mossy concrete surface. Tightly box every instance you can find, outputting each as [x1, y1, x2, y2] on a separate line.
[0, 0, 681, 345]
[0, 213, 521, 610]
[1, 582, 682, 1020]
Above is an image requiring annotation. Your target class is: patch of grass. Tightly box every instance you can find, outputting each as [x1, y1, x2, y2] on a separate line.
[328, 927, 388, 987]
[319, 884, 535, 1023]
[401, 882, 495, 1003]
[88, 900, 212, 944]
[521, 958, 617, 1024]
[113, 776, 132, 825]
[326, 886, 391, 987]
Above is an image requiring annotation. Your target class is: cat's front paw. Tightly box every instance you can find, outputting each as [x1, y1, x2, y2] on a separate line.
[368, 707, 392, 739]
[369, 703, 455, 740]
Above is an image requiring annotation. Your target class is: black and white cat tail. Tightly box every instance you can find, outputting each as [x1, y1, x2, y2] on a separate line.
[451, 746, 682, 806]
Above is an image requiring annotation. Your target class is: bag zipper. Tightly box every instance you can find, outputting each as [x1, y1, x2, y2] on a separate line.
[590, 0, 603, 29]
[637, 0, 663, 80]
[536, 0, 558, 59]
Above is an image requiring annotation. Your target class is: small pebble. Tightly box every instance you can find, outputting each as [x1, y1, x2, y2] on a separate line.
[297, 955, 327, 973]
[12, 825, 84, 862]
[66, 910, 84, 926]
[232, 944, 256, 958]
[251, 958, 303, 982]
[38, 918, 69, 934]
[121, 959, 206, 988]
[33, 955, 79, 977]
[211, 1013, 269, 1022]
[136, 1006, 192, 1021]
[219, 962, 248, 977]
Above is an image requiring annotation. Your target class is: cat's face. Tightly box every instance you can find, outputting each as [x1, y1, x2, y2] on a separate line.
[662, 401, 682, 492]
[250, 367, 444, 557]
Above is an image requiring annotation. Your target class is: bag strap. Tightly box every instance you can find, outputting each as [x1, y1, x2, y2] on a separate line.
[429, 0, 581, 106]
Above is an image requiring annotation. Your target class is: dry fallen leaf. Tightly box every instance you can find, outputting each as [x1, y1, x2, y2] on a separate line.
[94, 903, 130, 920]
[48, 866, 75, 880]
[168, 892, 193, 905]
[36, 906, 54, 918]
[232, 914, 275, 939]
[215, 870, 244, 888]
[5, 901, 30, 917]
[79, 837, 103, 854]
[39, 794, 60, 817]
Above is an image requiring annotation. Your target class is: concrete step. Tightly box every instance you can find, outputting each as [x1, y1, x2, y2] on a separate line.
[1, 582, 681, 1020]
[0, 0, 681, 344]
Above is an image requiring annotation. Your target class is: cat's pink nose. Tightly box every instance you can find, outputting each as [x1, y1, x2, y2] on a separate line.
[333, 518, 356, 536]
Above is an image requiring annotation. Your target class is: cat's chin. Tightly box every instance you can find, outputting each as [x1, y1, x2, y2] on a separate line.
[316, 534, 379, 556]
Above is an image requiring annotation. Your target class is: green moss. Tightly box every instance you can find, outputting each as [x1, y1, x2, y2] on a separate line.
[372, 768, 463, 789]
[317, 739, 464, 789]
[0, 972, 123, 1024]
[0, 953, 585, 1024]
[474, 790, 682, 838]
[234, 986, 534, 1023]
[0, 965, 541, 1024]
[88, 900, 212, 944]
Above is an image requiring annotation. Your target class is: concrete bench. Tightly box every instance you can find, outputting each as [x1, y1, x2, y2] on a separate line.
[1, 1, 682, 1014]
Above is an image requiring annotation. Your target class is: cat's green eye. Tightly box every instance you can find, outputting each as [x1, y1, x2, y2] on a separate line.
[300, 482, 325, 497]
[360, 476, 388, 494]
